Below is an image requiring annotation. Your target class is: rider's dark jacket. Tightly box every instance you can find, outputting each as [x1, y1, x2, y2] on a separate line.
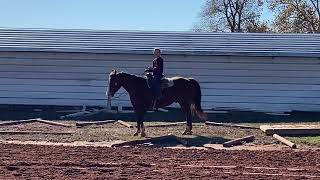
[152, 56, 164, 76]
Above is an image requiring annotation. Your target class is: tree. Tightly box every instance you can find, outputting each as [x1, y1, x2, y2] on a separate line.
[270, 0, 320, 33]
[245, 14, 272, 32]
[193, 0, 270, 32]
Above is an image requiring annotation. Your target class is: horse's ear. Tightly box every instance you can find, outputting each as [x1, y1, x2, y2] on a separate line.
[111, 69, 117, 75]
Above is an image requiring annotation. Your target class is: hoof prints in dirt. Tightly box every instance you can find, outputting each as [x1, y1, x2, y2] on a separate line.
[6, 166, 19, 171]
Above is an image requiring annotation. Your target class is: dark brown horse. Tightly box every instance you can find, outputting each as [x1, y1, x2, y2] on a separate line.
[107, 70, 207, 137]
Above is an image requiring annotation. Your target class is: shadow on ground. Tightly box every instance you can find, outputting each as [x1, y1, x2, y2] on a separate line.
[123, 135, 231, 148]
[176, 135, 231, 147]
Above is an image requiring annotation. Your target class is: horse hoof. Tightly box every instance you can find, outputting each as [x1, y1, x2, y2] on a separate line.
[141, 132, 146, 137]
[182, 131, 192, 135]
[133, 132, 140, 136]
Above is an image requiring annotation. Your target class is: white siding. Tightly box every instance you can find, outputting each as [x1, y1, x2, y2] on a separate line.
[0, 51, 320, 112]
[0, 28, 319, 57]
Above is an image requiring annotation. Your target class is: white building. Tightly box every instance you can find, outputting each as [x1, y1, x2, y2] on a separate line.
[0, 28, 320, 113]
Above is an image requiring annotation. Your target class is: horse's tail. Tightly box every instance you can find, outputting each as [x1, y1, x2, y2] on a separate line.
[189, 79, 207, 120]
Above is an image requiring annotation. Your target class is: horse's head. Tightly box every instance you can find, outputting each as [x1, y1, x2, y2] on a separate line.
[107, 70, 122, 97]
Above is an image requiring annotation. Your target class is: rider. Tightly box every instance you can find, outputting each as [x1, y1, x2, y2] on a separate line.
[145, 48, 164, 110]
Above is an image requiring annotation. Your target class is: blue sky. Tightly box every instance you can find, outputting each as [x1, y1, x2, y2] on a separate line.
[0, 0, 207, 31]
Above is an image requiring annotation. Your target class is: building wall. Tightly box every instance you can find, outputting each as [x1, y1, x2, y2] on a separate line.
[0, 51, 320, 112]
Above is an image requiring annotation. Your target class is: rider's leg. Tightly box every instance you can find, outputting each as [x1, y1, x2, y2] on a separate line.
[152, 75, 162, 110]
[150, 77, 156, 110]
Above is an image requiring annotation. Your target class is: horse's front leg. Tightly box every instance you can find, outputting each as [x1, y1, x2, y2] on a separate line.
[133, 113, 146, 137]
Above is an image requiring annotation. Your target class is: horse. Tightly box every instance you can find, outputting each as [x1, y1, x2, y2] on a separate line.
[107, 70, 207, 137]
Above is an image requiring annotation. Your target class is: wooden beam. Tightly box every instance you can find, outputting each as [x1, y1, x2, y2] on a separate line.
[273, 134, 297, 148]
[0, 118, 40, 126]
[56, 110, 82, 113]
[157, 108, 169, 112]
[146, 122, 186, 127]
[118, 110, 135, 113]
[0, 131, 74, 135]
[205, 121, 259, 129]
[204, 110, 228, 114]
[223, 135, 255, 147]
[260, 125, 320, 136]
[117, 120, 134, 128]
[36, 119, 74, 128]
[265, 112, 289, 116]
[76, 120, 116, 128]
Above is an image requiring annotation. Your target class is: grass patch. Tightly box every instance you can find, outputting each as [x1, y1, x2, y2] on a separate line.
[247, 122, 320, 147]
[288, 136, 320, 147]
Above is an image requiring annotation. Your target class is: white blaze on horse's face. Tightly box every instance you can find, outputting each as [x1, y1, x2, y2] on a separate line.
[107, 75, 111, 97]
[107, 72, 114, 97]
[108, 70, 121, 97]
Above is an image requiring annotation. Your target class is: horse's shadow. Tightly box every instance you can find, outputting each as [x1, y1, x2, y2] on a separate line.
[176, 135, 231, 147]
[146, 135, 231, 148]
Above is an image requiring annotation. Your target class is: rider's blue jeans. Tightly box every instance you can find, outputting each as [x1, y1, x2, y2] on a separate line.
[151, 75, 162, 99]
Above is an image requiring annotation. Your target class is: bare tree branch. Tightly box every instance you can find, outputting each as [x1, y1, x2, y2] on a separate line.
[271, 0, 320, 33]
[193, 0, 267, 32]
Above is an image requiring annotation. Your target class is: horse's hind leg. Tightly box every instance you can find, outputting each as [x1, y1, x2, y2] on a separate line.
[180, 103, 192, 135]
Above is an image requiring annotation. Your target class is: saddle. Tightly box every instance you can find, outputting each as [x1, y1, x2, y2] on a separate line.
[160, 77, 174, 89]
[144, 73, 174, 89]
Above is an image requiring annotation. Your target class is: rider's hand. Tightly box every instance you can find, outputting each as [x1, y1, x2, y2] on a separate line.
[145, 67, 153, 72]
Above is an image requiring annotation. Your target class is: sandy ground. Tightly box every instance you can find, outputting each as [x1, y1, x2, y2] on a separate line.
[1, 143, 320, 179]
[0, 120, 320, 179]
